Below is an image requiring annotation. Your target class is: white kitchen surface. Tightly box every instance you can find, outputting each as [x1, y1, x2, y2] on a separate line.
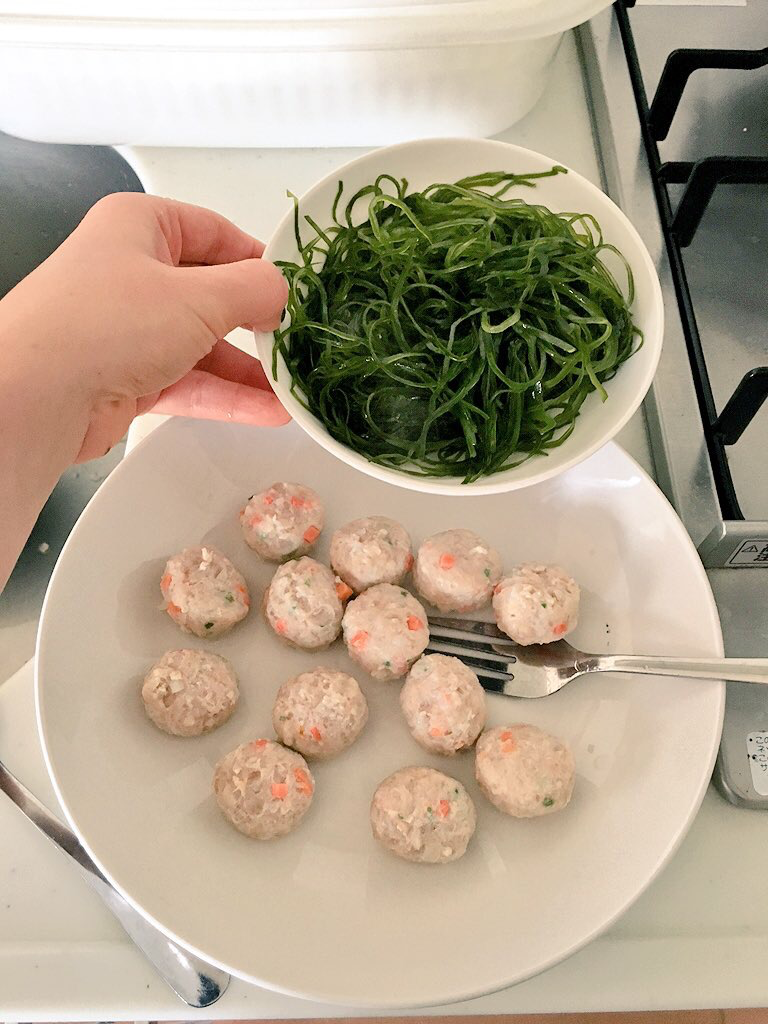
[1, 29, 767, 1021]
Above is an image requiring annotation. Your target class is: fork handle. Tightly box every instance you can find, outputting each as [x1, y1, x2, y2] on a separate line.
[593, 655, 768, 685]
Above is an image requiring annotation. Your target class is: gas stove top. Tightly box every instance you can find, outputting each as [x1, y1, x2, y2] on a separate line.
[584, 0, 768, 807]
[624, 1, 768, 555]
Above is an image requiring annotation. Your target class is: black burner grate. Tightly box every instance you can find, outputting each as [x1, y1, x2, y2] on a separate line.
[615, 2, 768, 522]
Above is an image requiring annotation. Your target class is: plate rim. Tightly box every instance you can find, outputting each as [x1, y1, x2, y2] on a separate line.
[34, 418, 724, 1009]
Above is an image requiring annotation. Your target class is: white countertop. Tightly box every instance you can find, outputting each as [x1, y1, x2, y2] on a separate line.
[2, 31, 767, 1021]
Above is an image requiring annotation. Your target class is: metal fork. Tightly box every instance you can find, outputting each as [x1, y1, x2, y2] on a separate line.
[0, 759, 230, 1008]
[427, 615, 768, 698]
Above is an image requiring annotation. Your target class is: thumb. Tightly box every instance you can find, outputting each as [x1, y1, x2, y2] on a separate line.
[177, 258, 289, 339]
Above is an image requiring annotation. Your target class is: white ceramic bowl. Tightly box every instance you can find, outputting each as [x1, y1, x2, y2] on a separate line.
[256, 137, 663, 496]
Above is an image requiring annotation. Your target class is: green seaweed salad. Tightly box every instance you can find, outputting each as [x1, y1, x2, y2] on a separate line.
[273, 167, 642, 483]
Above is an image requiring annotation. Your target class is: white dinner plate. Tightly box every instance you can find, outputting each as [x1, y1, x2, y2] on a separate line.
[36, 418, 724, 1008]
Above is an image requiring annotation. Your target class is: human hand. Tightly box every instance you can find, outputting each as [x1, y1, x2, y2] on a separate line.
[1, 192, 290, 462]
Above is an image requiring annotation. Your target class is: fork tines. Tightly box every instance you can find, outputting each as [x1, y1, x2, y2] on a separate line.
[428, 614, 509, 643]
[427, 615, 516, 692]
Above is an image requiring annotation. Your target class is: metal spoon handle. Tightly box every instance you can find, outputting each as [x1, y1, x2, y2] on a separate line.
[0, 758, 229, 1008]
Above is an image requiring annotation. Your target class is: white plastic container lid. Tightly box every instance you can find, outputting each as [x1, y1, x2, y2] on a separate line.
[0, 0, 616, 46]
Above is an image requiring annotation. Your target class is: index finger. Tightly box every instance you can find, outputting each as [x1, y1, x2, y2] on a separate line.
[196, 338, 272, 391]
[155, 197, 266, 266]
[84, 193, 265, 266]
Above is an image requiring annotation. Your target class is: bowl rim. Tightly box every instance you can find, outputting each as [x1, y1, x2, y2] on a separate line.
[255, 135, 664, 496]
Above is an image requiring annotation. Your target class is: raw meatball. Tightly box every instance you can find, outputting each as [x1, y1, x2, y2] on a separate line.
[240, 482, 324, 562]
[492, 564, 579, 645]
[475, 724, 575, 817]
[142, 649, 238, 737]
[400, 654, 486, 755]
[161, 546, 250, 638]
[273, 667, 368, 759]
[264, 557, 342, 649]
[413, 529, 502, 613]
[330, 516, 412, 594]
[370, 766, 476, 864]
[213, 739, 314, 840]
[342, 583, 428, 681]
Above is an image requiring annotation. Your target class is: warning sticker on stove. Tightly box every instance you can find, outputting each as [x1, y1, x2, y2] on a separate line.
[727, 540, 768, 566]
[748, 733, 768, 796]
